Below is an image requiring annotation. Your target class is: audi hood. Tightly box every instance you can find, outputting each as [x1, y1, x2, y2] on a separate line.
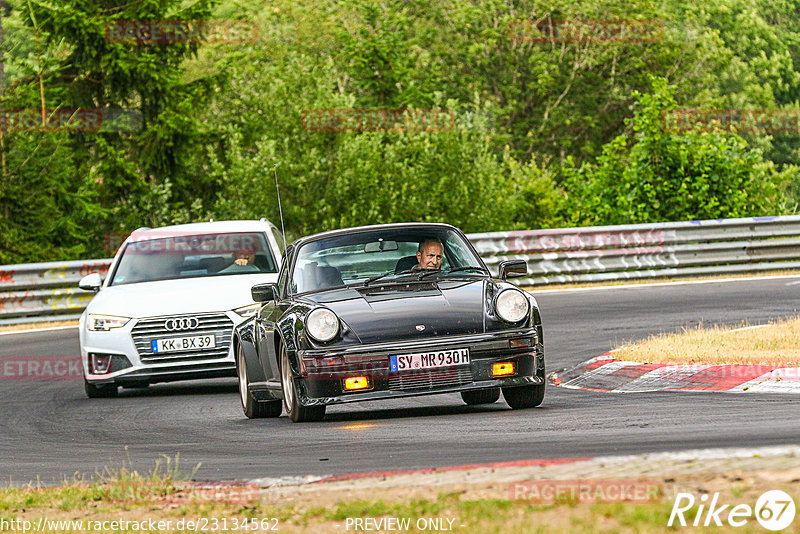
[84, 274, 278, 318]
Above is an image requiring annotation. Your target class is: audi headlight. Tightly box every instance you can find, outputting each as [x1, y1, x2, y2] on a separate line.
[233, 303, 260, 317]
[306, 308, 340, 342]
[495, 289, 529, 323]
[87, 314, 131, 331]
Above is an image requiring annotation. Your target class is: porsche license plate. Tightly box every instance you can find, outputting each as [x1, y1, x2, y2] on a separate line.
[390, 348, 470, 372]
[151, 335, 215, 353]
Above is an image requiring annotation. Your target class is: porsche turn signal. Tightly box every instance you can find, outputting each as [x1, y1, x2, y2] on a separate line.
[344, 376, 370, 391]
[492, 362, 515, 377]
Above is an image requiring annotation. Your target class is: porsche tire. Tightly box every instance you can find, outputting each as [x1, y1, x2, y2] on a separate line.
[238, 342, 281, 419]
[84, 380, 118, 398]
[502, 383, 545, 409]
[460, 388, 501, 406]
[279, 345, 325, 423]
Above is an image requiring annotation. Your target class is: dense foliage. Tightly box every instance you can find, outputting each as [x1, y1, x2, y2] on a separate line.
[1, 0, 798, 262]
[561, 78, 787, 225]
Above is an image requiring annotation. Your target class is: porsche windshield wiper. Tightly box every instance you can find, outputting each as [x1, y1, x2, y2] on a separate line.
[363, 269, 416, 286]
[418, 266, 490, 278]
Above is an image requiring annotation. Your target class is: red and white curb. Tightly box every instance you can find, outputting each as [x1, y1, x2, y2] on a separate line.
[549, 353, 800, 393]
[246, 445, 800, 490]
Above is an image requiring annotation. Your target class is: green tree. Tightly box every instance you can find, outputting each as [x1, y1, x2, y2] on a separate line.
[11, 0, 220, 240]
[562, 78, 783, 225]
[201, 1, 564, 236]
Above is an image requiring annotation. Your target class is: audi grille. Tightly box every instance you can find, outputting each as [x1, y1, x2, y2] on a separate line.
[131, 313, 234, 363]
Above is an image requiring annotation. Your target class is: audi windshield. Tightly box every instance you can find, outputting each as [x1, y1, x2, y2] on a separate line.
[109, 232, 278, 286]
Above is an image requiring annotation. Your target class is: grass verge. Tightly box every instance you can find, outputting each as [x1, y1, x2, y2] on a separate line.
[611, 316, 800, 367]
[2, 465, 798, 533]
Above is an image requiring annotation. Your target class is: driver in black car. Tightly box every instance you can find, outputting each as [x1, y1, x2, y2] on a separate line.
[415, 238, 443, 270]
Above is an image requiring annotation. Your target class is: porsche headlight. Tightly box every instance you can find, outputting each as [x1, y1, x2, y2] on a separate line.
[306, 308, 340, 342]
[87, 314, 131, 331]
[495, 289, 529, 323]
[233, 303, 261, 317]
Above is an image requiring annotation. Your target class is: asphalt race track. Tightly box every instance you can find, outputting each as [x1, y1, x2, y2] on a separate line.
[2, 277, 799, 485]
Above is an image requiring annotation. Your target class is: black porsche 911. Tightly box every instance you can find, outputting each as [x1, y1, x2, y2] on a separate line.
[234, 222, 545, 422]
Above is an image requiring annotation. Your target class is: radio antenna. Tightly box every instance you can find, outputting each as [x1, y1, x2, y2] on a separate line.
[273, 163, 288, 252]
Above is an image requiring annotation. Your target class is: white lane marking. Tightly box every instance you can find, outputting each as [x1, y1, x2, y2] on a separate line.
[527, 273, 800, 294]
[0, 325, 79, 336]
[595, 445, 800, 464]
[726, 324, 772, 333]
[786, 280, 800, 285]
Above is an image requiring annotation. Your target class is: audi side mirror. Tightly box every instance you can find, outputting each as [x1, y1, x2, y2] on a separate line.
[498, 260, 527, 280]
[251, 283, 278, 303]
[79, 273, 103, 292]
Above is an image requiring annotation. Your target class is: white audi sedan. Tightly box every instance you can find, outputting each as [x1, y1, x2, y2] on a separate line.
[78, 220, 283, 398]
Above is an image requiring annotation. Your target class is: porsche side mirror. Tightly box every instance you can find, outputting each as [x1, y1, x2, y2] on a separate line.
[78, 273, 103, 292]
[251, 283, 278, 302]
[498, 260, 527, 280]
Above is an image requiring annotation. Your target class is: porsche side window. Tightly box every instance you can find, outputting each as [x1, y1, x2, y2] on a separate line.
[279, 245, 293, 297]
[270, 225, 286, 254]
[444, 235, 473, 268]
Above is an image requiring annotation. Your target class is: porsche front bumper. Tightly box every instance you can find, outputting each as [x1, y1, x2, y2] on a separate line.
[294, 328, 544, 406]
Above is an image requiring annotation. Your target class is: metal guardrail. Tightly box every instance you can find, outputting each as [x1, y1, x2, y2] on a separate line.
[470, 215, 800, 286]
[0, 259, 112, 325]
[3, 215, 800, 324]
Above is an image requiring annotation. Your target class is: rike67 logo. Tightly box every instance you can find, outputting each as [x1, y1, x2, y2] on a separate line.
[669, 490, 796, 531]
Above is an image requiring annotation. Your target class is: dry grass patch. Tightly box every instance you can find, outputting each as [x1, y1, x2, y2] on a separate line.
[612, 317, 800, 367]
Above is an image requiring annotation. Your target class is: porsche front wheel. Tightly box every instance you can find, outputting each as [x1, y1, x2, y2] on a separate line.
[238, 342, 281, 419]
[279, 345, 325, 422]
[502, 383, 545, 409]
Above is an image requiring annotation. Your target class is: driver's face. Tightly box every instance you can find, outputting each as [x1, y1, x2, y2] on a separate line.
[416, 241, 443, 270]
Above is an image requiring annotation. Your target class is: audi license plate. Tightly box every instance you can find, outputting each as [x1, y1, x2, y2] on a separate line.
[390, 348, 470, 372]
[151, 335, 215, 353]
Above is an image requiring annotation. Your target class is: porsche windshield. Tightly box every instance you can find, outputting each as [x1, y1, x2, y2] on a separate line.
[291, 227, 485, 294]
[109, 232, 277, 285]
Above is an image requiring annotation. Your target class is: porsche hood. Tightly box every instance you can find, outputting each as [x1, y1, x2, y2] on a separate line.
[302, 279, 486, 343]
